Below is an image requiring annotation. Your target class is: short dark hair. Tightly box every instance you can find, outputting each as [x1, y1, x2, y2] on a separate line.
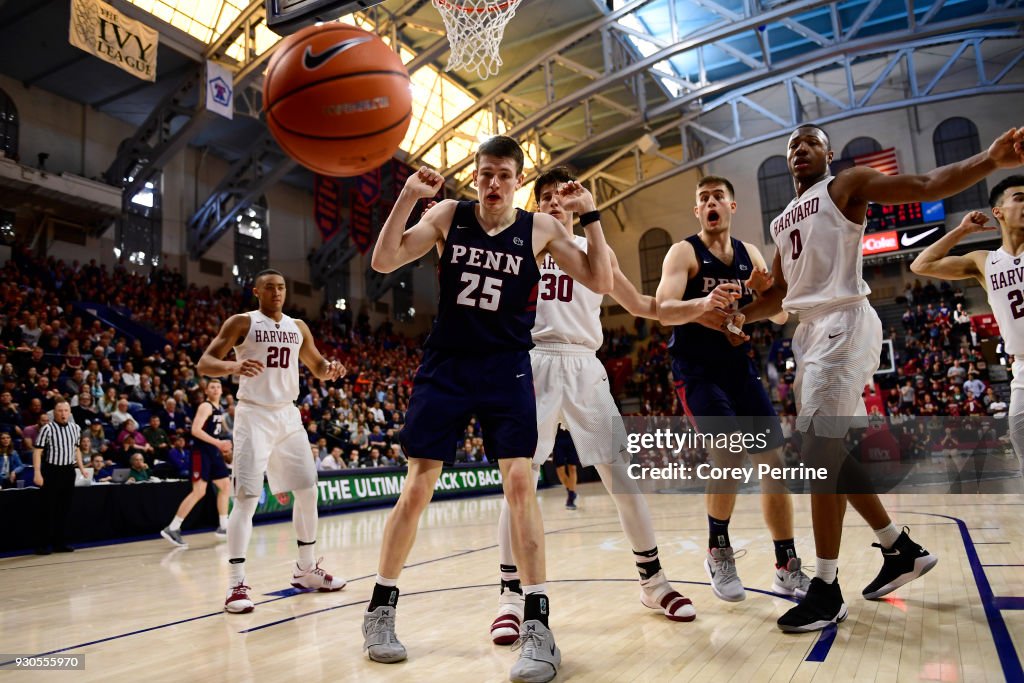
[533, 166, 577, 203]
[990, 174, 1024, 208]
[253, 269, 284, 286]
[696, 175, 735, 200]
[475, 135, 525, 175]
[791, 124, 831, 150]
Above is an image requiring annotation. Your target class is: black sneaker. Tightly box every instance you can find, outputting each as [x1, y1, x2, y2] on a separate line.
[862, 526, 938, 600]
[777, 577, 848, 633]
[565, 491, 577, 510]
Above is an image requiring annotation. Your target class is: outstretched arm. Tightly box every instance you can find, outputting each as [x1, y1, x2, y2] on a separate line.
[609, 250, 656, 319]
[910, 210, 992, 287]
[834, 127, 1024, 207]
[371, 167, 452, 273]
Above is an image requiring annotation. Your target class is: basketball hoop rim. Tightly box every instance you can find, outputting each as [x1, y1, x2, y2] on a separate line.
[433, 0, 518, 13]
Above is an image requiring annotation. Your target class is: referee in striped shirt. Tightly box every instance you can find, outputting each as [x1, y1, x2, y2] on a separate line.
[32, 400, 86, 555]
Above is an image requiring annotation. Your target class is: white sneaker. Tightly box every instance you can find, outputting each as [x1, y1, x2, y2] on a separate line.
[704, 547, 747, 602]
[490, 588, 525, 645]
[510, 620, 560, 683]
[225, 582, 254, 613]
[640, 571, 696, 622]
[772, 557, 812, 599]
[291, 557, 346, 591]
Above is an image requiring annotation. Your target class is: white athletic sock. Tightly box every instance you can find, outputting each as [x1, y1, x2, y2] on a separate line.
[169, 516, 184, 532]
[297, 542, 315, 570]
[218, 515, 228, 529]
[874, 522, 901, 550]
[375, 574, 398, 587]
[227, 493, 259, 584]
[522, 583, 547, 596]
[815, 557, 838, 584]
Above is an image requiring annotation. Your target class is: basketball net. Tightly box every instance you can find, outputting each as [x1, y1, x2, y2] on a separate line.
[431, 0, 523, 80]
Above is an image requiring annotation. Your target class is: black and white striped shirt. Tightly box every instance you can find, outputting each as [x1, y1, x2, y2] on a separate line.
[36, 421, 82, 466]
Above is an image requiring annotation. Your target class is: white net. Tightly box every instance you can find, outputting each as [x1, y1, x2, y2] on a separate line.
[431, 0, 523, 80]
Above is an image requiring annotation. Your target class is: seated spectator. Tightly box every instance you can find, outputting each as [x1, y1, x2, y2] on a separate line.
[90, 453, 115, 482]
[0, 431, 24, 488]
[157, 397, 190, 433]
[345, 448, 363, 469]
[72, 392, 102, 428]
[131, 374, 156, 408]
[97, 386, 118, 419]
[86, 422, 110, 455]
[963, 372, 985, 400]
[125, 452, 151, 483]
[110, 398, 133, 429]
[116, 417, 153, 465]
[319, 447, 344, 470]
[23, 413, 50, 447]
[388, 444, 406, 467]
[0, 390, 23, 437]
[365, 446, 389, 468]
[165, 434, 191, 478]
[367, 424, 387, 448]
[142, 415, 171, 462]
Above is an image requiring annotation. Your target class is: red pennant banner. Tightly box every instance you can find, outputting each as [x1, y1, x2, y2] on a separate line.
[351, 189, 373, 254]
[313, 175, 341, 242]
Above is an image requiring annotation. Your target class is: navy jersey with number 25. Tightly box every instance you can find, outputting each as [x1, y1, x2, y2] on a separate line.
[425, 200, 541, 353]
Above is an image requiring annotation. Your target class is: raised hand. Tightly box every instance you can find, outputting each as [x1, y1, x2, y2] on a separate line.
[956, 210, 996, 234]
[557, 181, 597, 215]
[987, 127, 1024, 168]
[405, 166, 446, 200]
[234, 358, 265, 377]
[745, 267, 773, 294]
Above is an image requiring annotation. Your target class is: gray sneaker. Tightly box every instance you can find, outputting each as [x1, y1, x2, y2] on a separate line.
[362, 606, 407, 663]
[214, 527, 227, 540]
[510, 620, 560, 683]
[704, 547, 746, 602]
[160, 527, 187, 548]
[773, 557, 812, 599]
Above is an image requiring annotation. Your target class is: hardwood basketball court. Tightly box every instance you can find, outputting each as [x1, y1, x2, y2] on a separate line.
[3, 483, 1022, 681]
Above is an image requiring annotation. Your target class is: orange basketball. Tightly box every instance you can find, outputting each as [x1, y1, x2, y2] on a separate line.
[263, 24, 412, 177]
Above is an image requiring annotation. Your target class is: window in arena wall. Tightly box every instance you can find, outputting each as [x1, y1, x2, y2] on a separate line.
[0, 89, 17, 161]
[639, 228, 672, 297]
[116, 168, 162, 268]
[757, 156, 792, 243]
[933, 117, 987, 214]
[233, 197, 269, 286]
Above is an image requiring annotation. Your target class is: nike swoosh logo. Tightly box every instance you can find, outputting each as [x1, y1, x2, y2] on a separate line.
[900, 227, 940, 247]
[992, 259, 1000, 265]
[303, 37, 373, 70]
[456, 225, 470, 230]
[828, 332, 843, 339]
[516, 373, 526, 378]
[703, 260, 712, 264]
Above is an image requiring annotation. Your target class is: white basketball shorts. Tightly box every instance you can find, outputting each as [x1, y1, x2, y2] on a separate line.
[232, 400, 317, 496]
[531, 344, 628, 467]
[792, 299, 882, 438]
[1010, 359, 1024, 466]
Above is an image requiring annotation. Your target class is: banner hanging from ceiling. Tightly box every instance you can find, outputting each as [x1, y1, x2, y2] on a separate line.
[69, 0, 158, 82]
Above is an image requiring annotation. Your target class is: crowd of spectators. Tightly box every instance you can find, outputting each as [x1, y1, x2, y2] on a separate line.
[0, 247, 466, 488]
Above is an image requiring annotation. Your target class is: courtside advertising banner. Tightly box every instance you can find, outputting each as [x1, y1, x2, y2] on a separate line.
[69, 0, 158, 81]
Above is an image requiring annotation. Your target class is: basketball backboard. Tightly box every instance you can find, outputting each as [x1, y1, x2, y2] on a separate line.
[266, 0, 386, 35]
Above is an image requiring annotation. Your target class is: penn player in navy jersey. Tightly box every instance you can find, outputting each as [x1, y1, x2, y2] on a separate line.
[160, 378, 232, 548]
[911, 176, 1024, 466]
[197, 269, 347, 614]
[741, 124, 1022, 632]
[656, 175, 811, 604]
[364, 137, 613, 683]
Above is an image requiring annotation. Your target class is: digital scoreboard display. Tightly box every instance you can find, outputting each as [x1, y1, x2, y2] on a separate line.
[866, 200, 945, 231]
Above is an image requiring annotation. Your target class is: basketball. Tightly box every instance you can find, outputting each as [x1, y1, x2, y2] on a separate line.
[262, 24, 412, 177]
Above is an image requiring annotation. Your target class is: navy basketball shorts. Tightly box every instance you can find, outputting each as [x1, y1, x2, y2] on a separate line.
[400, 349, 538, 463]
[551, 427, 582, 467]
[671, 358, 785, 454]
[192, 446, 231, 483]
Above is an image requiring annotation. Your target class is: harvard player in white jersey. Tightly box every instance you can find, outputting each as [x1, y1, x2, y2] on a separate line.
[740, 124, 1023, 632]
[488, 168, 695, 647]
[197, 269, 347, 613]
[911, 175, 1024, 465]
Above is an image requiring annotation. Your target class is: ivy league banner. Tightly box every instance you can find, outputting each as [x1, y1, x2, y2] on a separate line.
[69, 0, 158, 81]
